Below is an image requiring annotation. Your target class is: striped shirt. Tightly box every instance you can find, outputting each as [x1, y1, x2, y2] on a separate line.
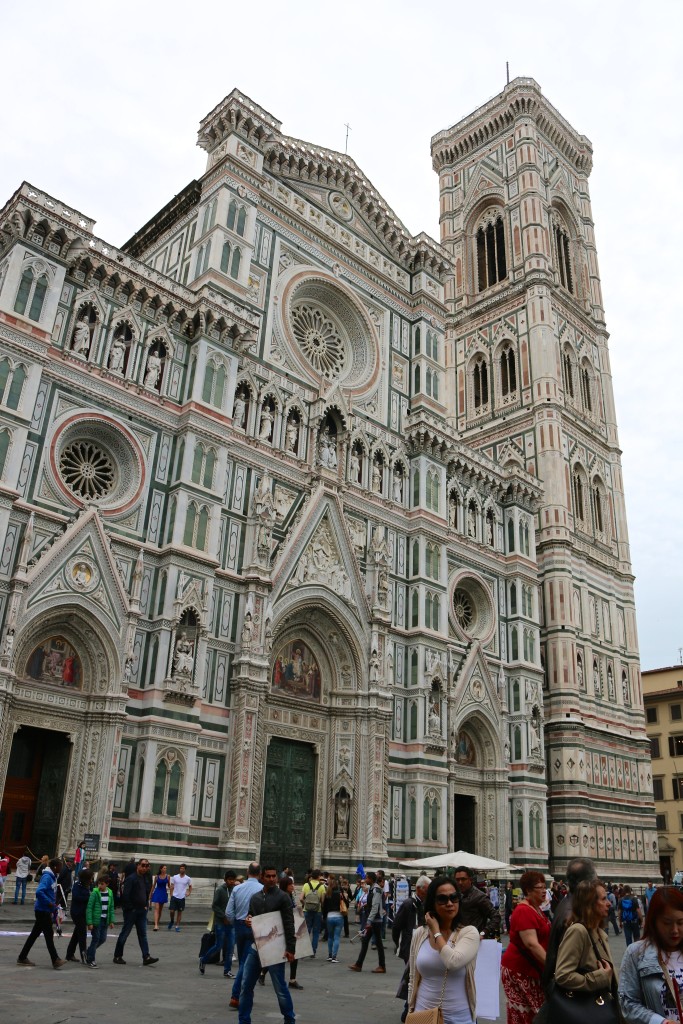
[100, 890, 110, 921]
[226, 878, 263, 922]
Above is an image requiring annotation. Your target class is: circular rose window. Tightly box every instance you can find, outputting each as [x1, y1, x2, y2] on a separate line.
[450, 576, 495, 642]
[290, 304, 347, 381]
[50, 414, 145, 513]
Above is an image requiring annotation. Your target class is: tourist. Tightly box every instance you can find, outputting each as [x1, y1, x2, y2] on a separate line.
[393, 873, 429, 1021]
[167, 863, 192, 931]
[500, 870, 550, 1024]
[619, 884, 683, 1022]
[453, 866, 501, 937]
[85, 872, 115, 968]
[74, 841, 86, 877]
[14, 849, 32, 905]
[300, 867, 325, 957]
[619, 885, 644, 947]
[0, 850, 10, 903]
[199, 870, 233, 975]
[348, 870, 386, 973]
[280, 874, 303, 991]
[542, 856, 597, 992]
[112, 858, 158, 966]
[553, 880, 617, 1012]
[150, 865, 170, 930]
[66, 868, 93, 963]
[237, 866, 296, 1024]
[227, 862, 264, 1010]
[323, 874, 344, 963]
[16, 857, 66, 969]
[339, 875, 352, 938]
[407, 874, 480, 1024]
[643, 880, 657, 911]
[606, 884, 621, 936]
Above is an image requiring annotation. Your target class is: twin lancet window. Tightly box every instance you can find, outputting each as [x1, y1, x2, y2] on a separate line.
[476, 215, 507, 292]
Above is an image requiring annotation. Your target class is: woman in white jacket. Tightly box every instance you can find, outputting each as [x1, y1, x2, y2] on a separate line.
[408, 874, 480, 1024]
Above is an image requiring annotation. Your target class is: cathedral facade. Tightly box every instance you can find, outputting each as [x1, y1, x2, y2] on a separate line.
[0, 78, 657, 879]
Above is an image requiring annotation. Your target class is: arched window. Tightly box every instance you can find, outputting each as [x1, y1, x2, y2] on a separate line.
[411, 590, 419, 628]
[230, 247, 241, 278]
[0, 429, 10, 478]
[166, 497, 177, 543]
[134, 758, 145, 813]
[227, 198, 247, 236]
[563, 346, 576, 399]
[512, 679, 520, 712]
[14, 267, 49, 322]
[410, 702, 418, 740]
[414, 327, 421, 355]
[507, 519, 515, 552]
[157, 571, 167, 616]
[580, 361, 593, 413]
[196, 506, 209, 550]
[423, 794, 439, 841]
[203, 449, 216, 489]
[414, 365, 421, 395]
[227, 199, 238, 231]
[572, 468, 585, 524]
[499, 343, 517, 399]
[220, 241, 231, 274]
[412, 541, 420, 577]
[410, 649, 418, 685]
[509, 582, 517, 615]
[513, 726, 522, 760]
[191, 444, 205, 484]
[592, 481, 605, 535]
[426, 470, 440, 513]
[408, 796, 416, 839]
[476, 213, 507, 291]
[152, 760, 166, 814]
[0, 361, 27, 411]
[554, 223, 574, 294]
[152, 756, 183, 816]
[511, 627, 519, 661]
[425, 592, 433, 628]
[432, 595, 440, 631]
[166, 762, 181, 817]
[412, 469, 420, 508]
[202, 359, 227, 408]
[516, 808, 524, 847]
[183, 502, 197, 546]
[236, 206, 247, 236]
[472, 355, 489, 411]
[529, 806, 542, 849]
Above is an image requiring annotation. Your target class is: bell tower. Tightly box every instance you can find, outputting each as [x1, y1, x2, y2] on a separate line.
[431, 78, 656, 878]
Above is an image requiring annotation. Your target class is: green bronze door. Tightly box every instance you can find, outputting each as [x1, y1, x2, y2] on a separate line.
[260, 738, 315, 879]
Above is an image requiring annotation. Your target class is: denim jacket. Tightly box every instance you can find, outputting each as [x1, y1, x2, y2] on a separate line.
[618, 939, 675, 1024]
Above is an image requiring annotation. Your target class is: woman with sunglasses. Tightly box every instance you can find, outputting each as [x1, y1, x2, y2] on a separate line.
[619, 885, 683, 1023]
[500, 870, 551, 1024]
[407, 874, 480, 1024]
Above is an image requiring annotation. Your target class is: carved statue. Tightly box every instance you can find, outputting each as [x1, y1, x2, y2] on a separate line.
[3, 628, 14, 657]
[393, 471, 403, 503]
[486, 515, 494, 546]
[449, 495, 458, 528]
[177, 570, 188, 599]
[259, 403, 274, 441]
[369, 649, 380, 684]
[529, 712, 541, 754]
[233, 391, 247, 428]
[254, 471, 275, 518]
[144, 350, 162, 390]
[577, 659, 584, 688]
[173, 632, 194, 677]
[429, 702, 441, 733]
[241, 612, 253, 646]
[349, 450, 361, 483]
[124, 656, 133, 683]
[334, 791, 350, 838]
[386, 648, 394, 687]
[285, 418, 299, 453]
[467, 505, 476, 538]
[377, 568, 388, 603]
[504, 738, 511, 764]
[318, 427, 337, 470]
[72, 320, 91, 355]
[372, 463, 382, 493]
[109, 337, 126, 373]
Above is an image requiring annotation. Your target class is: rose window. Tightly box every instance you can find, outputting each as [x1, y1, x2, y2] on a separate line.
[59, 441, 115, 499]
[453, 589, 474, 631]
[290, 304, 346, 380]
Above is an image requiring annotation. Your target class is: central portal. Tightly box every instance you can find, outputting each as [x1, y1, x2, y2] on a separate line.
[0, 726, 71, 858]
[260, 738, 315, 879]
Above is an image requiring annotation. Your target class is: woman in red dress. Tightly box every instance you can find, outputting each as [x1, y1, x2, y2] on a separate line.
[500, 870, 551, 1024]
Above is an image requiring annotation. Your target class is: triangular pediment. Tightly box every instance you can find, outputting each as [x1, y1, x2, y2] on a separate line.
[452, 642, 500, 722]
[23, 507, 131, 630]
[272, 491, 369, 622]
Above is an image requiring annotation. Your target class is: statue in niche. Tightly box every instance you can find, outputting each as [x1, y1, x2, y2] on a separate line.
[285, 417, 299, 453]
[144, 350, 162, 390]
[467, 505, 476, 538]
[504, 738, 511, 764]
[254, 471, 274, 518]
[109, 336, 126, 374]
[372, 462, 382, 493]
[429, 701, 441, 733]
[529, 710, 542, 755]
[259, 403, 274, 441]
[386, 648, 394, 687]
[377, 568, 388, 603]
[318, 427, 337, 470]
[173, 632, 194, 678]
[334, 790, 350, 838]
[393, 471, 403, 503]
[449, 494, 458, 528]
[241, 612, 253, 647]
[257, 521, 272, 560]
[349, 450, 361, 482]
[72, 320, 91, 355]
[486, 514, 494, 546]
[3, 628, 14, 657]
[233, 391, 247, 428]
[124, 656, 133, 683]
[593, 664, 601, 696]
[577, 658, 584, 688]
[369, 649, 380, 684]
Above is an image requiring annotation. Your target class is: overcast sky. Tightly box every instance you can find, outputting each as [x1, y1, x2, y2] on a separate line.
[2, 1, 680, 669]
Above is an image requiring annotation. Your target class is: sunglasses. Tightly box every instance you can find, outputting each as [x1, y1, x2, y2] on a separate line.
[436, 893, 460, 905]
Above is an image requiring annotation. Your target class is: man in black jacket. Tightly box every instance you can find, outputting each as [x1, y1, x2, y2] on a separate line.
[392, 875, 429, 962]
[542, 856, 596, 993]
[238, 866, 295, 1024]
[112, 858, 158, 966]
[454, 866, 501, 938]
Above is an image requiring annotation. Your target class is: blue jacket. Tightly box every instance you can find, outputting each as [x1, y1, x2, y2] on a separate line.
[70, 879, 91, 919]
[618, 939, 674, 1024]
[34, 868, 57, 913]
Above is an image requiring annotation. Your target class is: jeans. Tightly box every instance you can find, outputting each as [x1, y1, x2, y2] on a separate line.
[201, 921, 226, 964]
[231, 920, 254, 1001]
[66, 913, 88, 959]
[18, 910, 59, 963]
[607, 907, 620, 935]
[114, 907, 149, 960]
[14, 877, 28, 903]
[623, 920, 641, 946]
[223, 922, 235, 972]
[304, 909, 322, 953]
[238, 943, 295, 1024]
[355, 920, 385, 969]
[327, 914, 343, 959]
[87, 921, 109, 962]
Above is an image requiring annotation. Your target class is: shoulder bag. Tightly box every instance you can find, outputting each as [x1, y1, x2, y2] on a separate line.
[405, 932, 454, 1024]
[539, 929, 619, 1024]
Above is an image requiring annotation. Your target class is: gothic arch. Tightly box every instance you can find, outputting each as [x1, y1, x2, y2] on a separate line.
[452, 708, 504, 770]
[270, 591, 368, 688]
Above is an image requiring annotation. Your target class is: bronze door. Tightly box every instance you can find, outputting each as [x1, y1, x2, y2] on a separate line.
[260, 738, 315, 879]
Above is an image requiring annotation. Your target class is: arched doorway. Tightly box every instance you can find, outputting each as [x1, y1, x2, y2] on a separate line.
[0, 726, 72, 858]
[260, 738, 316, 879]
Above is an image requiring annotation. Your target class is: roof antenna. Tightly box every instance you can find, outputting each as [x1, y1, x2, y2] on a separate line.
[344, 122, 352, 155]
[506, 61, 510, 86]
[679, 647, 683, 665]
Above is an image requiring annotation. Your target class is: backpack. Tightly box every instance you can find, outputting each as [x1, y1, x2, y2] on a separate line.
[621, 897, 636, 922]
[303, 882, 323, 912]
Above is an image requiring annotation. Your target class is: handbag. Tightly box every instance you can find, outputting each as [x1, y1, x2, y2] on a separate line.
[539, 929, 619, 1024]
[405, 932, 451, 1024]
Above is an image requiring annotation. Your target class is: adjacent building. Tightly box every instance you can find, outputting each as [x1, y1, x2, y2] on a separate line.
[642, 666, 683, 880]
[0, 77, 656, 879]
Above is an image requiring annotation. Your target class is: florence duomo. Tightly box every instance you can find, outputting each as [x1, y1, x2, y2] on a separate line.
[0, 76, 656, 881]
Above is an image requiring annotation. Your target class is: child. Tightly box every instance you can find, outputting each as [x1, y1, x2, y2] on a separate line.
[66, 869, 93, 963]
[85, 873, 115, 968]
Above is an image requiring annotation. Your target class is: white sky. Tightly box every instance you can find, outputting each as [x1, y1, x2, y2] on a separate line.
[2, 1, 681, 669]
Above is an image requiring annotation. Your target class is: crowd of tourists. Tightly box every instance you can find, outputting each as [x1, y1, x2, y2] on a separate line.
[4, 847, 683, 1024]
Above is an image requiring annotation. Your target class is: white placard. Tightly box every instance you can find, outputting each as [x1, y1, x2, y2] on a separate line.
[474, 939, 502, 1020]
[251, 907, 313, 968]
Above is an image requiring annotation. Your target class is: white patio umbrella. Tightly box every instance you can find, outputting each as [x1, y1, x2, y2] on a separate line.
[397, 850, 513, 872]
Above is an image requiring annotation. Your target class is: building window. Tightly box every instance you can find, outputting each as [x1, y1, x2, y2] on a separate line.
[425, 469, 440, 513]
[411, 590, 419, 628]
[408, 796, 416, 839]
[513, 726, 522, 760]
[476, 214, 507, 291]
[512, 679, 520, 712]
[472, 355, 489, 411]
[563, 347, 576, 399]
[14, 266, 49, 322]
[580, 361, 594, 413]
[671, 778, 683, 801]
[572, 469, 585, 526]
[529, 806, 542, 849]
[646, 706, 658, 724]
[650, 737, 661, 759]
[499, 343, 517, 400]
[227, 199, 247, 237]
[652, 777, 663, 801]
[669, 736, 683, 757]
[184, 502, 210, 550]
[0, 359, 27, 412]
[554, 224, 574, 293]
[672, 705, 682, 721]
[202, 360, 227, 408]
[656, 813, 667, 831]
[152, 757, 183, 816]
[423, 793, 439, 841]
[191, 444, 216, 489]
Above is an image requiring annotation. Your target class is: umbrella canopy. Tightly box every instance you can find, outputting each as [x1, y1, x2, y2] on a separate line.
[397, 850, 513, 872]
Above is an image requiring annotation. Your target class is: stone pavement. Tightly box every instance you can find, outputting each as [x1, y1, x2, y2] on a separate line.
[0, 901, 629, 1024]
